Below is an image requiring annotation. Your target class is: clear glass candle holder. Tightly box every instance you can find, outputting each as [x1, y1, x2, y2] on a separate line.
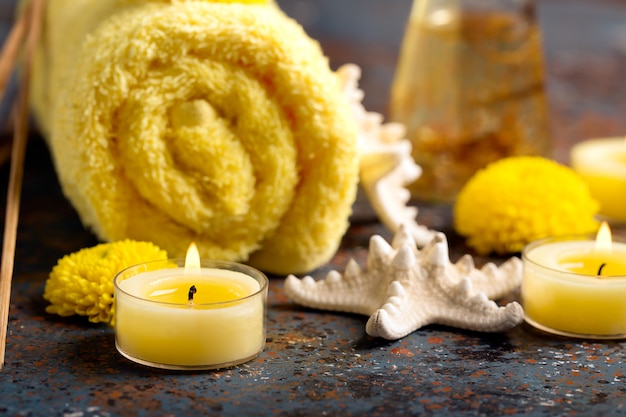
[522, 235, 626, 339]
[114, 259, 268, 370]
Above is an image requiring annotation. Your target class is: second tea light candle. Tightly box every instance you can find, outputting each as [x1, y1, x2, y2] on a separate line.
[522, 225, 626, 339]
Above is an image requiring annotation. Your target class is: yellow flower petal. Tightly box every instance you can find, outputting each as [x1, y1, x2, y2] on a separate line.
[454, 156, 599, 255]
[43, 240, 167, 324]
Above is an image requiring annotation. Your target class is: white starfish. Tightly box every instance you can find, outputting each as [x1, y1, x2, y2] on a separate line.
[284, 224, 524, 340]
[337, 64, 436, 247]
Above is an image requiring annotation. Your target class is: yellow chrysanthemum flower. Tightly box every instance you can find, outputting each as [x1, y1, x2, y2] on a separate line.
[44, 240, 168, 324]
[454, 156, 600, 255]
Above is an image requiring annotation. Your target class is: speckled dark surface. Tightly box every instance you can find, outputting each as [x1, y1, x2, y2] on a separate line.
[2, 0, 626, 416]
[2, 143, 625, 416]
[0, 138, 624, 417]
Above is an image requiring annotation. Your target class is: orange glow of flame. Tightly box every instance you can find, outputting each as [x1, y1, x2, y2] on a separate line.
[595, 221, 612, 253]
[184, 242, 201, 270]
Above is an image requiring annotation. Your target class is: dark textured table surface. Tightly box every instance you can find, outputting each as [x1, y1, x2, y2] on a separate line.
[2, 1, 626, 416]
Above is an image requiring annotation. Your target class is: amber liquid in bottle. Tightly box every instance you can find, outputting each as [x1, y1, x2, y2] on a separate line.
[390, 5, 551, 203]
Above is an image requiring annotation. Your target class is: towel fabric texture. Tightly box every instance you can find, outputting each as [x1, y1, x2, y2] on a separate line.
[31, 0, 360, 274]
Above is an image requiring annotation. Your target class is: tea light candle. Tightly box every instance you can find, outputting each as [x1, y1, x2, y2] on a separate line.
[114, 243, 268, 370]
[570, 137, 626, 223]
[522, 223, 626, 338]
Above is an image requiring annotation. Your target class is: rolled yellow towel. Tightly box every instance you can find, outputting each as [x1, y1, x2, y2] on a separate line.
[31, 0, 360, 275]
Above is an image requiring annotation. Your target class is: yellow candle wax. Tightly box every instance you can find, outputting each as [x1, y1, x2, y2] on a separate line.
[114, 260, 268, 370]
[571, 138, 626, 223]
[522, 237, 626, 338]
[144, 276, 252, 304]
[559, 252, 626, 276]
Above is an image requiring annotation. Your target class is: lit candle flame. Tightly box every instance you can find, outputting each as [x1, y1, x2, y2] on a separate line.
[595, 221, 612, 253]
[185, 242, 201, 271]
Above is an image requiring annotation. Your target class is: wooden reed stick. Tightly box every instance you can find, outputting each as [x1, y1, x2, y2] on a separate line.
[0, 0, 45, 371]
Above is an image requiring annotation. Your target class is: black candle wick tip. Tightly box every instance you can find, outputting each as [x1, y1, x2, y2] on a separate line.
[598, 263, 607, 276]
[188, 285, 197, 301]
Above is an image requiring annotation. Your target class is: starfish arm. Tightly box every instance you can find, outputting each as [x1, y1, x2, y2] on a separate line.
[337, 63, 437, 248]
[284, 266, 381, 316]
[459, 256, 523, 300]
[436, 298, 525, 333]
[434, 278, 525, 332]
[360, 154, 437, 248]
[366, 275, 524, 340]
[366, 294, 524, 340]
[364, 275, 435, 340]
[366, 299, 432, 340]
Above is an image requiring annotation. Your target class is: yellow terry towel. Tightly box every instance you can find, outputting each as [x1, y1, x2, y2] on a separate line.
[31, 0, 360, 275]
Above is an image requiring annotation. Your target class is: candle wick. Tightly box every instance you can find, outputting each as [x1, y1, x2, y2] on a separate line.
[597, 263, 607, 276]
[188, 285, 197, 304]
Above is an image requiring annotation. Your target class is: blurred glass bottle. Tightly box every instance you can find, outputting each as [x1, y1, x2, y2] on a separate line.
[390, 0, 552, 203]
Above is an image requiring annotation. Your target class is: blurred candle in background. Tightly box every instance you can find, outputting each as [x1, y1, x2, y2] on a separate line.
[570, 137, 626, 224]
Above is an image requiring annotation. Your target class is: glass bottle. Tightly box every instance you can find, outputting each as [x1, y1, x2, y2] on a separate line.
[390, 0, 552, 203]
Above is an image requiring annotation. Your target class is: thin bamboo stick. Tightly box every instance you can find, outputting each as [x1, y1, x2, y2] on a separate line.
[0, 0, 45, 371]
